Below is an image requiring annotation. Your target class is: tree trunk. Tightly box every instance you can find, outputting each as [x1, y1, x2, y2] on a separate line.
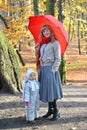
[59, 55, 66, 84]
[33, 0, 39, 15]
[0, 14, 8, 28]
[78, 20, 81, 54]
[0, 30, 22, 94]
[46, 0, 56, 15]
[58, 0, 66, 84]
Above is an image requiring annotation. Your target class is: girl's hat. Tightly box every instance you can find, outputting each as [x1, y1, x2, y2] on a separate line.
[24, 68, 35, 82]
[26, 68, 35, 78]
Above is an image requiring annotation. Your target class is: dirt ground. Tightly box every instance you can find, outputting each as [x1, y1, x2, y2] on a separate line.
[0, 84, 87, 130]
[0, 39, 87, 130]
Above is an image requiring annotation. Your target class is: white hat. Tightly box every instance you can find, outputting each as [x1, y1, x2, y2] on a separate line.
[26, 68, 35, 78]
[24, 68, 35, 82]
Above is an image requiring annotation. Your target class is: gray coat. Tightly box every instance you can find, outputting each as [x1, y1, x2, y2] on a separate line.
[40, 40, 61, 73]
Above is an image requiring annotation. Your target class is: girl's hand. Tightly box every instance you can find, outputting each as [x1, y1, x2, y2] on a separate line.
[24, 102, 30, 106]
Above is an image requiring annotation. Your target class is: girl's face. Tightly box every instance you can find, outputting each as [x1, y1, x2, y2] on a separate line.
[42, 27, 51, 38]
[29, 72, 36, 80]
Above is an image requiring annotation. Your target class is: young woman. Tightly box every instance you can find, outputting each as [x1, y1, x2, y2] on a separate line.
[36, 25, 63, 121]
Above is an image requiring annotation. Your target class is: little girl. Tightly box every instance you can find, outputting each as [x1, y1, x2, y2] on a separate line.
[23, 68, 40, 123]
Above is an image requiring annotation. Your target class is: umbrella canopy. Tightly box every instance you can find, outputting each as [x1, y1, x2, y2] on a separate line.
[28, 15, 68, 55]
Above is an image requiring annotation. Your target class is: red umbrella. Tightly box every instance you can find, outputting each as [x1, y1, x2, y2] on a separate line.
[28, 15, 68, 55]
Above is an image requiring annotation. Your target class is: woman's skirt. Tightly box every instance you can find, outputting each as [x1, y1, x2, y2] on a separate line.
[38, 65, 63, 102]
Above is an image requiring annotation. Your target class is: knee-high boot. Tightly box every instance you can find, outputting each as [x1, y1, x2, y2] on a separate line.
[51, 100, 60, 121]
[42, 102, 54, 118]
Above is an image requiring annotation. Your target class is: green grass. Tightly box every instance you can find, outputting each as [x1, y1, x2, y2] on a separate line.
[66, 62, 87, 71]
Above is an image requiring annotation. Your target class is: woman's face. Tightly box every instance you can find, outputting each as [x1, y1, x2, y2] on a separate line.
[42, 27, 51, 38]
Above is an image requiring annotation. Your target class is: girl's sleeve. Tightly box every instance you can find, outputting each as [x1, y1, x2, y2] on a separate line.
[52, 41, 61, 73]
[23, 82, 30, 102]
[22, 84, 25, 101]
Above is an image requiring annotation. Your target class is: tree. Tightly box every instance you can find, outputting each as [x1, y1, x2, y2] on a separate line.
[0, 0, 34, 48]
[46, 0, 56, 15]
[58, 0, 67, 84]
[33, 0, 39, 15]
[64, 0, 87, 53]
[0, 14, 8, 29]
[0, 30, 22, 94]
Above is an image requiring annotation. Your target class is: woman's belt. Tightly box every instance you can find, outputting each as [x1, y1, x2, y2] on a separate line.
[41, 61, 54, 66]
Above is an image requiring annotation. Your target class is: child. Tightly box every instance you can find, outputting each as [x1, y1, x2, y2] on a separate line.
[23, 68, 40, 123]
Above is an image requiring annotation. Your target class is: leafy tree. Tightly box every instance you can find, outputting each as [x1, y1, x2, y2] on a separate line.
[0, 0, 34, 48]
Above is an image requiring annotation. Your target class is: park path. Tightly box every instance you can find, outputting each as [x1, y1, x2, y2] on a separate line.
[0, 84, 87, 130]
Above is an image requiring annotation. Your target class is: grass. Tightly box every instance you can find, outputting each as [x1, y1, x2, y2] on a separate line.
[66, 62, 87, 71]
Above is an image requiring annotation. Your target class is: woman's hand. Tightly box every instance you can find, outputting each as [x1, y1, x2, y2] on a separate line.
[35, 43, 40, 53]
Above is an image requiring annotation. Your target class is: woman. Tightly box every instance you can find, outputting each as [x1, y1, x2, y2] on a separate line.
[36, 25, 63, 121]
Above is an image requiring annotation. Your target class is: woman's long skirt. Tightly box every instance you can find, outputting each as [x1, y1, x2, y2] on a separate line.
[38, 65, 63, 102]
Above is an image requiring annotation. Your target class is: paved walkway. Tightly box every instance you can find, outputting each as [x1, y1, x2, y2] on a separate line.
[0, 84, 87, 130]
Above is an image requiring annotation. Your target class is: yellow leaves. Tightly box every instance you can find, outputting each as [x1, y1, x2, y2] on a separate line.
[74, 0, 87, 2]
[0, 0, 34, 47]
[4, 17, 27, 46]
[75, 5, 87, 14]
[71, 0, 87, 2]
[0, 0, 7, 5]
[39, 0, 46, 13]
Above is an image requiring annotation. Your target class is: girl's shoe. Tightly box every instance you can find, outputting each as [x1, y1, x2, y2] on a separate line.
[26, 120, 36, 124]
[35, 117, 42, 120]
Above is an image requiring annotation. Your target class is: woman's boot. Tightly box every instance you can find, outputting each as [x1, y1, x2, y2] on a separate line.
[51, 100, 60, 121]
[42, 102, 54, 118]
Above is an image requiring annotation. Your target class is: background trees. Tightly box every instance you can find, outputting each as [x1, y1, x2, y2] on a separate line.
[0, 0, 87, 47]
[0, 0, 87, 91]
